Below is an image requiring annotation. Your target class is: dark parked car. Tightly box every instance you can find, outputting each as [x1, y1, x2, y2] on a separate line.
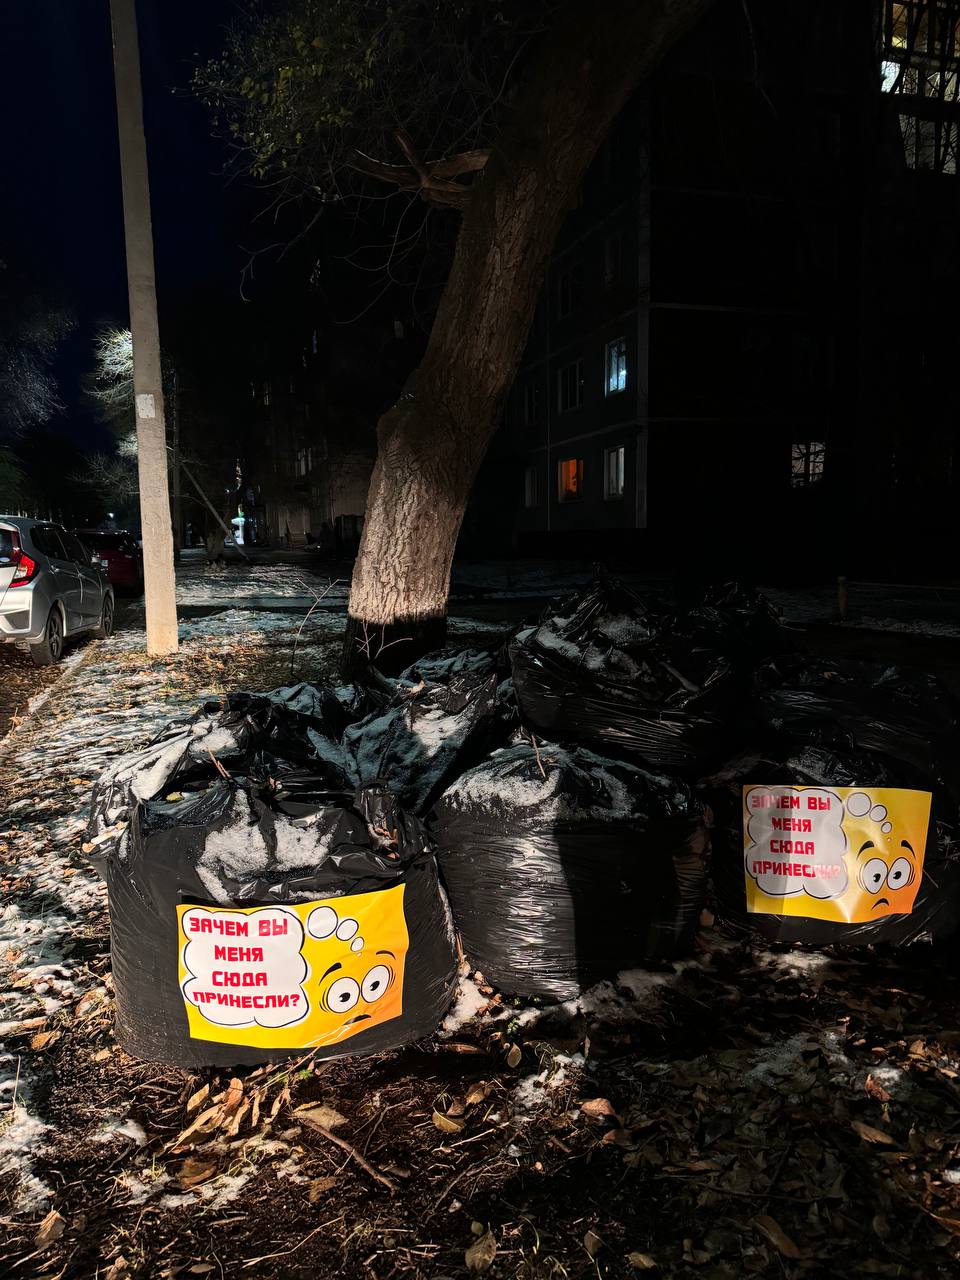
[0, 517, 115, 665]
[75, 529, 143, 592]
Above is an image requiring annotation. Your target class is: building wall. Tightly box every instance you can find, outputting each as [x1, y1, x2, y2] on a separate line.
[465, 0, 881, 572]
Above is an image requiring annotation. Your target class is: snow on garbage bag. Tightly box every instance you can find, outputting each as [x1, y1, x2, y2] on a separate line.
[704, 664, 960, 948]
[86, 682, 372, 855]
[508, 578, 781, 774]
[345, 672, 510, 816]
[430, 738, 708, 1000]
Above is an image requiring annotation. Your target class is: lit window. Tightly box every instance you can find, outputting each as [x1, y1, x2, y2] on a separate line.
[557, 264, 583, 319]
[604, 446, 625, 499]
[881, 1, 960, 172]
[524, 466, 541, 508]
[605, 339, 628, 395]
[791, 441, 826, 488]
[558, 458, 584, 503]
[557, 361, 584, 413]
[604, 234, 624, 288]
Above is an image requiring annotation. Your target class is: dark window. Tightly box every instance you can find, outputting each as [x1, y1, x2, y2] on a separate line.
[76, 531, 128, 551]
[31, 526, 67, 559]
[604, 446, 626, 499]
[791, 441, 826, 488]
[557, 263, 583, 319]
[557, 360, 585, 413]
[521, 381, 540, 426]
[604, 233, 624, 288]
[524, 465, 541, 508]
[0, 529, 14, 563]
[61, 533, 90, 565]
[558, 458, 584, 502]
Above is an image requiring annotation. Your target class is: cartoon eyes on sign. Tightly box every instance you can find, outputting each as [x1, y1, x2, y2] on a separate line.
[317, 956, 397, 1026]
[857, 843, 916, 910]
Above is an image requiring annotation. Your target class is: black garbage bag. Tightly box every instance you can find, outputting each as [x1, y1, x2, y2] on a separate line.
[704, 733, 960, 948]
[102, 778, 457, 1068]
[509, 579, 766, 773]
[753, 655, 960, 777]
[344, 673, 508, 816]
[87, 683, 371, 855]
[431, 738, 708, 1000]
[399, 648, 499, 684]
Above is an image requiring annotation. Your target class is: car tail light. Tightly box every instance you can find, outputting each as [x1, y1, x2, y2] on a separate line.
[8, 531, 38, 587]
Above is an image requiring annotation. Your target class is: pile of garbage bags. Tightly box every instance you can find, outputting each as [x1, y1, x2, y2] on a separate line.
[86, 575, 960, 1067]
[509, 579, 780, 773]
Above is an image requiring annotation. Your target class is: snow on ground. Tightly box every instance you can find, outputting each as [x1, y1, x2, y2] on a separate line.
[175, 562, 348, 608]
[762, 582, 960, 636]
[0, 607, 343, 1210]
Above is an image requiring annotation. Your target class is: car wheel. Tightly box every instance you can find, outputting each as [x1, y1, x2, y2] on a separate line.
[92, 594, 115, 640]
[30, 608, 64, 667]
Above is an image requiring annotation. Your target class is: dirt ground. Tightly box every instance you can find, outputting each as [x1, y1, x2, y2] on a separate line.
[4, 611, 960, 1279]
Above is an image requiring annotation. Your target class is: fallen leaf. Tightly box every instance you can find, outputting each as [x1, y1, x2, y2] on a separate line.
[584, 1229, 603, 1258]
[186, 1084, 210, 1114]
[433, 1110, 466, 1134]
[465, 1229, 497, 1273]
[189, 1266, 216, 1275]
[308, 1175, 338, 1203]
[852, 1121, 897, 1146]
[465, 1081, 491, 1106]
[93, 1049, 112, 1062]
[581, 1097, 619, 1121]
[34, 1209, 66, 1251]
[179, 1157, 219, 1189]
[103, 1258, 130, 1280]
[296, 1103, 348, 1130]
[602, 1128, 636, 1148]
[752, 1215, 802, 1260]
[864, 1074, 892, 1103]
[627, 1252, 657, 1271]
[30, 1030, 61, 1050]
[506, 1044, 522, 1069]
[221, 1077, 244, 1118]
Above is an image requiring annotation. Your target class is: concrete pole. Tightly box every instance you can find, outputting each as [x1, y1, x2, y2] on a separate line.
[109, 0, 178, 654]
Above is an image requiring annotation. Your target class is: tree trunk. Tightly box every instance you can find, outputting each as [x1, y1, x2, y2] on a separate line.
[344, 0, 714, 674]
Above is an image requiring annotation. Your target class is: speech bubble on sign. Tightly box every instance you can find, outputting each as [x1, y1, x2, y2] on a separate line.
[744, 785, 849, 901]
[180, 905, 308, 1030]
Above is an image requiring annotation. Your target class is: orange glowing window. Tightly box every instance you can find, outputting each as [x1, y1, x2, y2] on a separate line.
[558, 458, 584, 503]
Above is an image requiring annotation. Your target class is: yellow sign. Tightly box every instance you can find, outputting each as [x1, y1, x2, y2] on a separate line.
[743, 786, 931, 923]
[176, 886, 407, 1050]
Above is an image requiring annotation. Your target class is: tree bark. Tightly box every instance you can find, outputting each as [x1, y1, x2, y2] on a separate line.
[344, 0, 714, 675]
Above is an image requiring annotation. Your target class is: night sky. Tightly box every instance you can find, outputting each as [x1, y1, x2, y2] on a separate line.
[1, 0, 246, 445]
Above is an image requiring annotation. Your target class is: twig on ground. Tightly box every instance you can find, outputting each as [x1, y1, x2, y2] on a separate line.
[298, 1116, 397, 1191]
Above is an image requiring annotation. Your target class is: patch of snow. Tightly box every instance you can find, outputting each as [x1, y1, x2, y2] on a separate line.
[119, 1170, 170, 1204]
[442, 975, 487, 1033]
[91, 1116, 148, 1146]
[0, 1105, 52, 1213]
